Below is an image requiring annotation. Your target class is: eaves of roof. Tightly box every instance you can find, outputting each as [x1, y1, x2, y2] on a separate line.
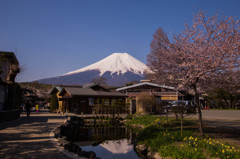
[116, 82, 175, 91]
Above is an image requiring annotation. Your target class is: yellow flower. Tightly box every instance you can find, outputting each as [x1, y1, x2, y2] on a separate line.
[195, 148, 197, 151]
[209, 141, 212, 145]
[204, 139, 206, 142]
[227, 156, 229, 158]
[222, 149, 225, 153]
[232, 147, 235, 149]
[209, 138, 211, 141]
[195, 137, 197, 141]
[216, 141, 219, 144]
[216, 152, 218, 155]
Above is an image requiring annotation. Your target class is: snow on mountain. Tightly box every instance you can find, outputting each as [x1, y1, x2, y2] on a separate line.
[37, 53, 149, 86]
[64, 53, 148, 76]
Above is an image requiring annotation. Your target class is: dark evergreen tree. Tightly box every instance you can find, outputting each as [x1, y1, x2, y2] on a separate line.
[50, 94, 59, 112]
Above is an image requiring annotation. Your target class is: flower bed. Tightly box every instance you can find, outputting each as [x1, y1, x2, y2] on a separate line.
[126, 115, 240, 159]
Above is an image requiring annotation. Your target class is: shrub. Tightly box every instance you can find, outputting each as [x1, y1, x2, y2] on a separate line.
[136, 92, 156, 114]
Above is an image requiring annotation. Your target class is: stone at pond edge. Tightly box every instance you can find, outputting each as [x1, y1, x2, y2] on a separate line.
[54, 128, 62, 138]
[54, 122, 99, 159]
[135, 144, 148, 155]
[135, 144, 163, 159]
[77, 150, 98, 159]
[147, 151, 163, 159]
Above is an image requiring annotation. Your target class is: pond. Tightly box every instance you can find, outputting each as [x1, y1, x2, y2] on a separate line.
[70, 125, 142, 159]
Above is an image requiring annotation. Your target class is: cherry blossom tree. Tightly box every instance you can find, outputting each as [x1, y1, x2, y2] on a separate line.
[148, 10, 240, 135]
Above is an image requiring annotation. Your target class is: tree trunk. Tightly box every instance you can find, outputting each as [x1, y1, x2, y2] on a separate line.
[224, 99, 230, 109]
[193, 84, 204, 136]
[230, 100, 234, 109]
[166, 109, 169, 125]
[181, 111, 183, 132]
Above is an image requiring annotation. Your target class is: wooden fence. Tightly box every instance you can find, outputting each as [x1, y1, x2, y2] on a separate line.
[91, 106, 128, 115]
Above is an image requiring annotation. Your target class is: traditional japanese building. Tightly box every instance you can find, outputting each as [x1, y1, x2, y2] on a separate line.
[116, 82, 185, 114]
[0, 51, 21, 122]
[51, 84, 126, 114]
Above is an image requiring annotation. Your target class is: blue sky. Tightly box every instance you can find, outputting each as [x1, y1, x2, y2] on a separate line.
[0, 0, 239, 82]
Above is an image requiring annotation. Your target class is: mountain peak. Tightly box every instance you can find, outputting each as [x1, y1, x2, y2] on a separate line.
[64, 52, 148, 76]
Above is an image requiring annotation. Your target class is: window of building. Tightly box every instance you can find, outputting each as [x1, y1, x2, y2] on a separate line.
[89, 98, 94, 106]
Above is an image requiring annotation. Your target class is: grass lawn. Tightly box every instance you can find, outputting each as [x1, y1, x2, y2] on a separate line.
[126, 115, 240, 159]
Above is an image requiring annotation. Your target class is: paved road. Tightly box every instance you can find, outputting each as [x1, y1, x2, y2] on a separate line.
[190, 109, 240, 120]
[0, 111, 72, 159]
[188, 110, 240, 129]
[187, 110, 240, 139]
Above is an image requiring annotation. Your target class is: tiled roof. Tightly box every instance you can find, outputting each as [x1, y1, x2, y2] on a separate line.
[82, 83, 96, 88]
[64, 87, 97, 96]
[95, 91, 126, 97]
[59, 87, 126, 97]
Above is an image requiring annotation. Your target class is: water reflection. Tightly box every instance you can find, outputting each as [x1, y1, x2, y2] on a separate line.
[71, 126, 141, 159]
[80, 139, 139, 159]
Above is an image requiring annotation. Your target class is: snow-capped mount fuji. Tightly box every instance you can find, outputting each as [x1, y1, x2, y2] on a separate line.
[37, 53, 149, 86]
[65, 53, 147, 76]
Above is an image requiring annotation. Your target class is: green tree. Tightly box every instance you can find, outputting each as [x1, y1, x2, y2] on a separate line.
[50, 94, 59, 112]
[205, 88, 240, 109]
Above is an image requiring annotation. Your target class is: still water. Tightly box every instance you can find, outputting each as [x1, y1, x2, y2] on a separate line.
[71, 126, 142, 159]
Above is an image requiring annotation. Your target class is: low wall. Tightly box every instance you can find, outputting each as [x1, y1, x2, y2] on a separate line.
[0, 109, 21, 123]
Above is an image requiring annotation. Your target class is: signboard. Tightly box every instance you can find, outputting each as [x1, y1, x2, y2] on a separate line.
[161, 96, 177, 101]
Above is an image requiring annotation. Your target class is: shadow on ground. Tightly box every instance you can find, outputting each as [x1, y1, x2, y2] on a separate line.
[203, 119, 240, 140]
[0, 111, 72, 159]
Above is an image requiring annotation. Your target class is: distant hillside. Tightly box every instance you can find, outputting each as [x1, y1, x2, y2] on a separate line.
[19, 82, 53, 97]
